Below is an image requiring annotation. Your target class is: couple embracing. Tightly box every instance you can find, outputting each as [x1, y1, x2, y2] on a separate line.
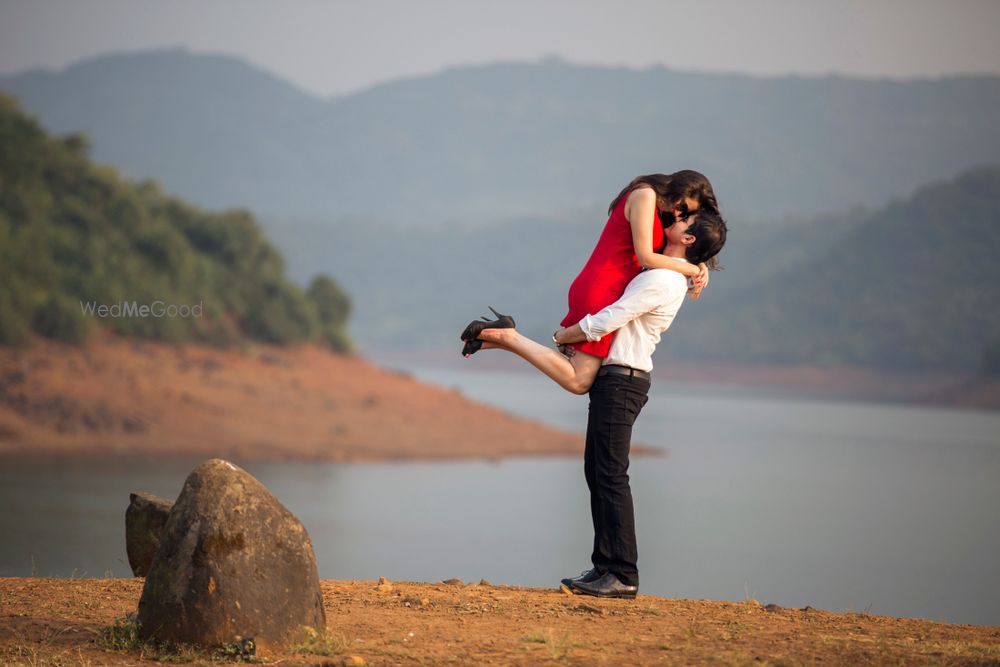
[461, 170, 727, 599]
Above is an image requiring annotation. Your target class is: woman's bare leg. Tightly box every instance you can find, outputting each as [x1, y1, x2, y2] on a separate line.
[475, 328, 602, 395]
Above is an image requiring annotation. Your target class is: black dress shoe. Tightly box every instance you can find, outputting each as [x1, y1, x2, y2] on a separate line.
[560, 568, 601, 589]
[570, 572, 638, 599]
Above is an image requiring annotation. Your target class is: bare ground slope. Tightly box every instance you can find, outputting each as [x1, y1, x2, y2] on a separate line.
[0, 337, 625, 462]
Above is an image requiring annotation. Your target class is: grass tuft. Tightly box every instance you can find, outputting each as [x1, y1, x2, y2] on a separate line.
[521, 628, 575, 659]
[292, 626, 351, 656]
[96, 615, 262, 662]
[96, 615, 143, 652]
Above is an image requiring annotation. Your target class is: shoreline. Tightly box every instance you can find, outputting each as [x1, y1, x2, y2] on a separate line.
[2, 337, 994, 465]
[2, 577, 998, 665]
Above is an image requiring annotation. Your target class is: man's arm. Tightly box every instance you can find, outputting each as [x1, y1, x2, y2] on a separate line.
[554, 271, 677, 345]
[555, 322, 587, 345]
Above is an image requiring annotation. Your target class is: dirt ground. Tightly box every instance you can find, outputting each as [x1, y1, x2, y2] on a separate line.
[2, 578, 998, 666]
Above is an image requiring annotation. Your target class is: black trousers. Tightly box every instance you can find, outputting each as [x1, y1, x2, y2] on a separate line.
[584, 371, 650, 587]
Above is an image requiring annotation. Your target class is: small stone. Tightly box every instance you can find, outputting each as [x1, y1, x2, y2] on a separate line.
[802, 605, 816, 612]
[442, 578, 463, 586]
[125, 492, 174, 577]
[479, 579, 493, 587]
[763, 603, 782, 612]
[374, 576, 394, 593]
[342, 656, 366, 667]
[574, 602, 604, 615]
[559, 584, 575, 596]
[401, 595, 430, 608]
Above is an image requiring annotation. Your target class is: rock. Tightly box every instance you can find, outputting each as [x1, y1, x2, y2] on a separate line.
[321, 657, 365, 667]
[401, 596, 429, 608]
[441, 578, 463, 586]
[374, 576, 393, 593]
[137, 459, 325, 652]
[125, 492, 174, 577]
[763, 603, 782, 612]
[479, 579, 493, 587]
[573, 602, 604, 615]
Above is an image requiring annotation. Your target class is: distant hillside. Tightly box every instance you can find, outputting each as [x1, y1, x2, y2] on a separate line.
[0, 94, 350, 350]
[267, 166, 1000, 374]
[3, 49, 1000, 223]
[0, 337, 586, 461]
[668, 166, 1000, 372]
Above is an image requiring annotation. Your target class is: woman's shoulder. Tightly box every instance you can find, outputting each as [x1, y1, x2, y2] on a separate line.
[623, 185, 657, 221]
[628, 184, 656, 199]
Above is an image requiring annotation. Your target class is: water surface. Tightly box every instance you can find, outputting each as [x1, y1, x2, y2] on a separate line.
[1, 366, 998, 626]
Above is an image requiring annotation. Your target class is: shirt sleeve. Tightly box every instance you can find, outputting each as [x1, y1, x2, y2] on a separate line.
[579, 271, 676, 341]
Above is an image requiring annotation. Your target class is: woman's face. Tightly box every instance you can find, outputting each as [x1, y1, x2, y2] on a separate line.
[669, 196, 700, 222]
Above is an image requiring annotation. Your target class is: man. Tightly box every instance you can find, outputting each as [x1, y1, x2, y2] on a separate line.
[472, 211, 727, 598]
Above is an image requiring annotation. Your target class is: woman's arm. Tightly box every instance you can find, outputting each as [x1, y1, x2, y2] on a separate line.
[626, 187, 702, 278]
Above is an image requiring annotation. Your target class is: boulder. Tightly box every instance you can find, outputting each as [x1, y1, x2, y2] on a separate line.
[125, 492, 174, 577]
[137, 459, 325, 652]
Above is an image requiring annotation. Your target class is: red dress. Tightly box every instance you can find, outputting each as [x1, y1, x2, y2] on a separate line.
[560, 190, 664, 358]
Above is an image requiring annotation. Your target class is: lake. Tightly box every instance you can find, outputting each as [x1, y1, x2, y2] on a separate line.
[2, 363, 998, 627]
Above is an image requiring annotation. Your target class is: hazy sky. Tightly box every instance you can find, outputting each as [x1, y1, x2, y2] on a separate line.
[2, 0, 1000, 97]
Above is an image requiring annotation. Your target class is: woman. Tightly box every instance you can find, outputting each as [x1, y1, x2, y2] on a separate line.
[460, 171, 722, 392]
[562, 170, 719, 357]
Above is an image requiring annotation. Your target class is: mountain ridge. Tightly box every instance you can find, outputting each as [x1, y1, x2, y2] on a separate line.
[4, 48, 999, 223]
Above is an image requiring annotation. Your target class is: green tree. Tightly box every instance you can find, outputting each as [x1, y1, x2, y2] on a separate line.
[0, 92, 353, 351]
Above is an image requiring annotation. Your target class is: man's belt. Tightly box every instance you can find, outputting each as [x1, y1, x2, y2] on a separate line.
[597, 364, 651, 381]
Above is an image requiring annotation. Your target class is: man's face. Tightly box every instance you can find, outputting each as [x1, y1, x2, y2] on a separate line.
[665, 215, 697, 247]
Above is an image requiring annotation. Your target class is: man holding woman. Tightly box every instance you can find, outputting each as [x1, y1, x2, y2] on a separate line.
[461, 171, 727, 598]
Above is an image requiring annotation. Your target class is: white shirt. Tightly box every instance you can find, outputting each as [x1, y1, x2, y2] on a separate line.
[578, 266, 688, 372]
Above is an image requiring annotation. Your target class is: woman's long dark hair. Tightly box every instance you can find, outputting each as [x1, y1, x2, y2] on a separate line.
[608, 170, 720, 217]
[610, 170, 724, 269]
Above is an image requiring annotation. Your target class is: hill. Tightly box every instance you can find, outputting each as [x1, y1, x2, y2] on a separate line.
[0, 337, 589, 461]
[668, 166, 1000, 372]
[0, 94, 350, 350]
[3, 49, 1000, 222]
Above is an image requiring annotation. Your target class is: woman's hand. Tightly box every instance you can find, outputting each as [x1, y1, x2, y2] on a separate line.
[552, 328, 576, 357]
[689, 263, 709, 300]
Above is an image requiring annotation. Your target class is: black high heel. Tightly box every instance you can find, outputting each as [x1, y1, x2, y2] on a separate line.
[461, 339, 484, 357]
[460, 306, 516, 342]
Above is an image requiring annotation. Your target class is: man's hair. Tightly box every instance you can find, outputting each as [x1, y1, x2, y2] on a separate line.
[683, 211, 727, 268]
